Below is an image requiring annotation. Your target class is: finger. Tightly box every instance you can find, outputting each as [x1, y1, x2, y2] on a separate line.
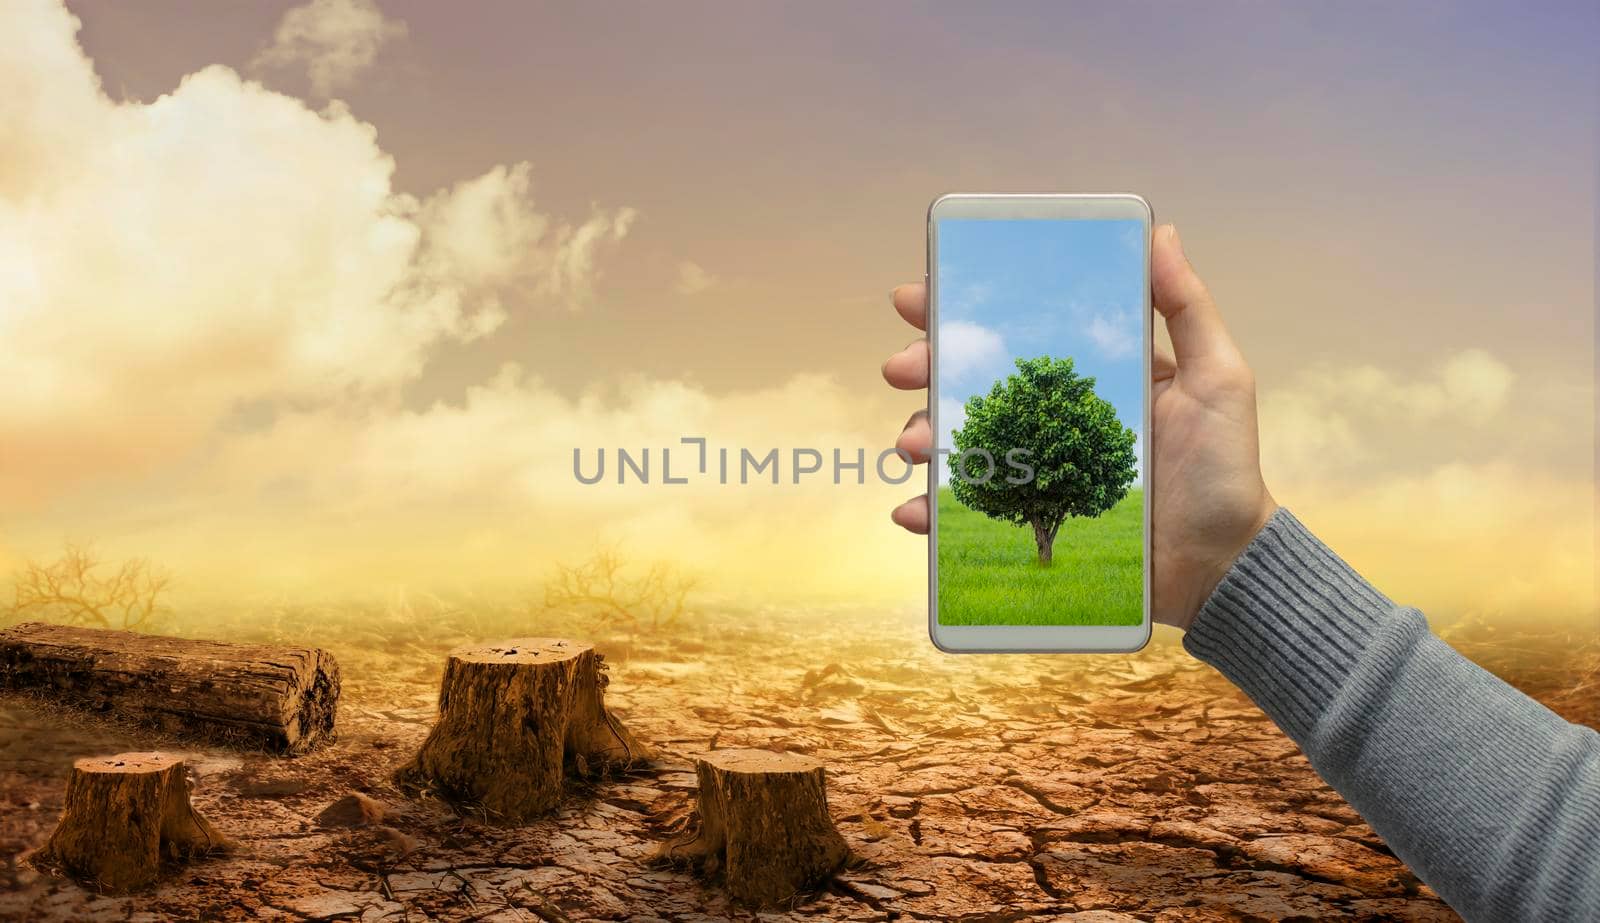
[897, 410, 931, 463]
[1152, 345, 1177, 382]
[892, 282, 927, 331]
[881, 338, 929, 390]
[1152, 344, 1178, 400]
[1151, 224, 1241, 363]
[891, 494, 929, 534]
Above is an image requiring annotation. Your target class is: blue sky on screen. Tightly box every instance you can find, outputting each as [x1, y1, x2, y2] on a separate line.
[936, 218, 1144, 485]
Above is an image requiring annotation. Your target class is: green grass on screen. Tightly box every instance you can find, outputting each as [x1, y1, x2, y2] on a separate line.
[937, 486, 1143, 626]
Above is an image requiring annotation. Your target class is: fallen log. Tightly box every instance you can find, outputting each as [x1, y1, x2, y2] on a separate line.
[394, 638, 648, 823]
[0, 621, 339, 754]
[31, 752, 232, 892]
[659, 748, 849, 907]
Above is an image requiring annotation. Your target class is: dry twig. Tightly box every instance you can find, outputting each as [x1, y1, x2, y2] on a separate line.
[541, 546, 696, 634]
[3, 543, 171, 630]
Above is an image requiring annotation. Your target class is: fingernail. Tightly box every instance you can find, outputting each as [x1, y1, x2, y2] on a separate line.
[889, 287, 899, 304]
[1167, 224, 1184, 257]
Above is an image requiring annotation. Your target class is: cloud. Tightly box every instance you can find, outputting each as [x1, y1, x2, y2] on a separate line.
[934, 396, 968, 484]
[0, 0, 633, 508]
[253, 0, 406, 97]
[674, 261, 718, 296]
[940, 320, 1007, 382]
[1286, 348, 1513, 423]
[1258, 349, 1516, 483]
[0, 2, 910, 605]
[12, 367, 921, 603]
[418, 163, 637, 313]
[936, 397, 967, 448]
[0, 1, 920, 609]
[1256, 349, 1592, 621]
[1084, 309, 1139, 359]
[205, 367, 893, 509]
[1438, 349, 1517, 423]
[1293, 463, 1594, 623]
[946, 282, 991, 313]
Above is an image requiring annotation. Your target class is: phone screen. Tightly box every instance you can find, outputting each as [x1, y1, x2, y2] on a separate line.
[933, 215, 1146, 629]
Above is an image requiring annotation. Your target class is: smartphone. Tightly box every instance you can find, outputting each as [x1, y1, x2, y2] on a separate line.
[927, 194, 1152, 653]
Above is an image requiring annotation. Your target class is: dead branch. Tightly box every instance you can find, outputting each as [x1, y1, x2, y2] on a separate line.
[542, 546, 696, 634]
[4, 543, 171, 631]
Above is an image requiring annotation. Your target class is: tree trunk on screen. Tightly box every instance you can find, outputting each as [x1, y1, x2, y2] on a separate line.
[1031, 517, 1062, 564]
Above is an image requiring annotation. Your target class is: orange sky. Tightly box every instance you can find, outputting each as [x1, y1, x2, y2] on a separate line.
[1, 0, 1594, 624]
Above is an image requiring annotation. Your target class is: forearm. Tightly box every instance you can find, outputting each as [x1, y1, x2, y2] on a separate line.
[1184, 508, 1600, 922]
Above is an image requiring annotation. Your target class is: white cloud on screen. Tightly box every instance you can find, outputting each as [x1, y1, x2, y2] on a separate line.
[952, 282, 992, 311]
[935, 397, 967, 485]
[940, 320, 1007, 382]
[1084, 309, 1139, 359]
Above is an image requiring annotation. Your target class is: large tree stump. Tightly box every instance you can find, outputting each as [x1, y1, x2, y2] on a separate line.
[394, 638, 647, 823]
[31, 752, 232, 892]
[660, 749, 850, 907]
[0, 622, 339, 754]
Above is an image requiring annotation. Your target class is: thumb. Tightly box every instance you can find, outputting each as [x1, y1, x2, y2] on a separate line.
[1152, 224, 1239, 362]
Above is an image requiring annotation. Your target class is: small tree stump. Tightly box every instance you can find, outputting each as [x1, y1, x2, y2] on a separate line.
[31, 752, 231, 892]
[394, 638, 647, 823]
[660, 749, 849, 907]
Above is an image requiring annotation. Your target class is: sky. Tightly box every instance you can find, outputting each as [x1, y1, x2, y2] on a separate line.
[0, 0, 1594, 624]
[936, 218, 1145, 486]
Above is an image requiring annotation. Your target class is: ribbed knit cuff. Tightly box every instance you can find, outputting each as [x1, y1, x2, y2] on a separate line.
[1182, 507, 1400, 745]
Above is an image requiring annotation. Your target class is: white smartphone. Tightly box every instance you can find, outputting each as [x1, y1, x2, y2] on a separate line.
[927, 194, 1152, 653]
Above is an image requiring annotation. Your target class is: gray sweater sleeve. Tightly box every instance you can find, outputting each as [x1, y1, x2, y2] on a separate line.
[1182, 507, 1600, 922]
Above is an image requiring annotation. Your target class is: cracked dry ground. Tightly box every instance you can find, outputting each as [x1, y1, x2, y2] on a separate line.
[0, 606, 1594, 922]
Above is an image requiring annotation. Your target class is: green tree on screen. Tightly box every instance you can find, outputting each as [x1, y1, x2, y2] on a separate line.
[949, 356, 1137, 564]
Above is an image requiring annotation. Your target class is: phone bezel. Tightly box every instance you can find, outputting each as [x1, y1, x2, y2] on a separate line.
[927, 193, 1153, 653]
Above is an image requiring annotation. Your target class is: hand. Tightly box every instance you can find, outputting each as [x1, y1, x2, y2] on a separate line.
[883, 223, 1277, 630]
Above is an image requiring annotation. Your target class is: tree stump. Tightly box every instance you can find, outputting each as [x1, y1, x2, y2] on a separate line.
[0, 621, 340, 754]
[393, 638, 647, 823]
[31, 752, 231, 893]
[659, 749, 850, 907]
